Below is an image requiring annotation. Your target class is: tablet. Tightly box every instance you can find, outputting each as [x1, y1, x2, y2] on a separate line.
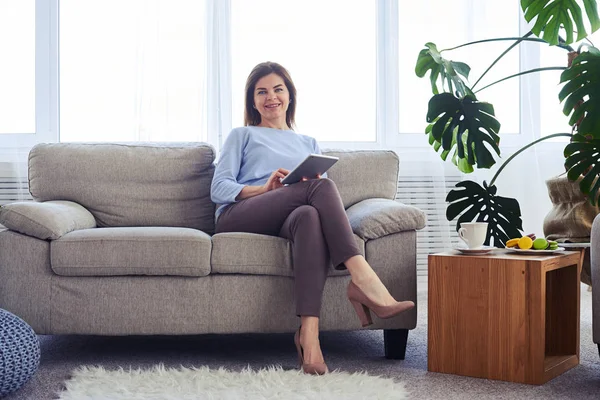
[280, 154, 339, 185]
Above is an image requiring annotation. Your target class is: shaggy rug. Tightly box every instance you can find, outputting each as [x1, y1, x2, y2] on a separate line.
[56, 364, 408, 399]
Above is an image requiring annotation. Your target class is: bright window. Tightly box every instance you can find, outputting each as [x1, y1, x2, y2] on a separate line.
[0, 0, 35, 134]
[230, 0, 376, 142]
[59, 0, 207, 142]
[400, 0, 521, 135]
[540, 31, 600, 138]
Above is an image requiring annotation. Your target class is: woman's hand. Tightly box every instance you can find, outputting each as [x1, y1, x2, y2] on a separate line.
[262, 168, 290, 193]
[301, 174, 322, 182]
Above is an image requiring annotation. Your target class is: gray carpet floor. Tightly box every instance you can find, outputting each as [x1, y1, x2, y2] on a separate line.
[5, 278, 600, 400]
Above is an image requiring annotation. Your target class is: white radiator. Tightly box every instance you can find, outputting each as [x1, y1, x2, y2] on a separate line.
[395, 175, 463, 275]
[0, 177, 32, 206]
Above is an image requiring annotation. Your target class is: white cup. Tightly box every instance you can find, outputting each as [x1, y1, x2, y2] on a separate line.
[458, 222, 488, 249]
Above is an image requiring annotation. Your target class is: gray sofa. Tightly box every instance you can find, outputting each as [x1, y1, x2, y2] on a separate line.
[591, 214, 600, 357]
[0, 143, 426, 359]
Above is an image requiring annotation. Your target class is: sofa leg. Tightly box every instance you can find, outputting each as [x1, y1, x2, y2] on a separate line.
[384, 329, 409, 359]
[598, 344, 600, 358]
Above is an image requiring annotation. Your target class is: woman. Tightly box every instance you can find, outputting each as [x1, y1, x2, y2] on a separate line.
[210, 61, 414, 375]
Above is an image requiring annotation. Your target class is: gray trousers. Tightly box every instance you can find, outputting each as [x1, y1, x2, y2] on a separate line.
[215, 178, 361, 317]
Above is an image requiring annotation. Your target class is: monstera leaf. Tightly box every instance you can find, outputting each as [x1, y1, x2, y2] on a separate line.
[415, 42, 471, 96]
[559, 48, 600, 137]
[565, 133, 600, 204]
[446, 180, 523, 247]
[427, 123, 475, 173]
[427, 93, 501, 170]
[521, 0, 600, 45]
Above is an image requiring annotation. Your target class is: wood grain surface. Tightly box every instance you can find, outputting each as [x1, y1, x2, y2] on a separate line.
[427, 251, 581, 384]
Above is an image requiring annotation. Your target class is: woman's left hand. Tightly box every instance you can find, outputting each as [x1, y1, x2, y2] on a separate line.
[301, 174, 321, 182]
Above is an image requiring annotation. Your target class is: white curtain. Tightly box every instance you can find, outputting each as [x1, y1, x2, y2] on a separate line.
[0, 0, 587, 245]
[59, 0, 209, 143]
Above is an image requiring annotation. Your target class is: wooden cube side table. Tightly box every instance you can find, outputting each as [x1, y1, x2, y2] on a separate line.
[427, 251, 582, 385]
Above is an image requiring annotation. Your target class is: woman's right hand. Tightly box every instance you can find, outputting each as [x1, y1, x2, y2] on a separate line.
[262, 168, 289, 193]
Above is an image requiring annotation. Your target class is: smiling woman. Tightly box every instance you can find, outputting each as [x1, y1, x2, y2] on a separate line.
[244, 63, 296, 130]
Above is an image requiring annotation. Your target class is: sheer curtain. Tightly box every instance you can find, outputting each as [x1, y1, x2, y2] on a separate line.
[1, 0, 586, 249]
[466, 21, 600, 237]
[0, 0, 36, 208]
[59, 0, 208, 143]
[393, 0, 523, 262]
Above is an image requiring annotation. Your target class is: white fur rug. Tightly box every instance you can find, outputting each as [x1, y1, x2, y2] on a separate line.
[57, 364, 407, 400]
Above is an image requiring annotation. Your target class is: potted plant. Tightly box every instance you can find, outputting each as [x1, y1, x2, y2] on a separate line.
[415, 0, 600, 247]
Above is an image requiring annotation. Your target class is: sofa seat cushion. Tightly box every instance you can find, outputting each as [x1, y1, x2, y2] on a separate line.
[211, 232, 364, 277]
[50, 227, 211, 277]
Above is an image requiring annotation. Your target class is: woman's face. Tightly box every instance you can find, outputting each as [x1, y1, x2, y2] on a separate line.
[253, 73, 290, 125]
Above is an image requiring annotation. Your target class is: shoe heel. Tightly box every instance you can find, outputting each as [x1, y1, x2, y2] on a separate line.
[350, 299, 373, 327]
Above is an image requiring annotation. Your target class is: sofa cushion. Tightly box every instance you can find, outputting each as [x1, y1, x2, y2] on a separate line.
[211, 232, 365, 277]
[346, 198, 427, 240]
[0, 200, 96, 240]
[50, 227, 211, 277]
[28, 142, 217, 234]
[323, 150, 399, 209]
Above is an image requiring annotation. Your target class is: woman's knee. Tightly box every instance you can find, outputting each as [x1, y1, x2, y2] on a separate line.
[311, 177, 340, 195]
[294, 205, 320, 223]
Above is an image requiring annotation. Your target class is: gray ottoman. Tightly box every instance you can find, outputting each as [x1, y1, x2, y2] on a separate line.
[0, 309, 40, 397]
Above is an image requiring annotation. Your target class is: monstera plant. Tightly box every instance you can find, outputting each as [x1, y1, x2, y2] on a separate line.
[415, 0, 600, 247]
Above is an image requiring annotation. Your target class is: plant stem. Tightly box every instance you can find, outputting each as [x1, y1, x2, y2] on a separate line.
[442, 36, 574, 53]
[471, 32, 535, 91]
[442, 36, 546, 52]
[474, 67, 566, 93]
[489, 133, 573, 187]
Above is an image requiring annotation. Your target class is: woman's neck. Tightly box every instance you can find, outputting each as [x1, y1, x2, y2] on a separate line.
[257, 119, 289, 131]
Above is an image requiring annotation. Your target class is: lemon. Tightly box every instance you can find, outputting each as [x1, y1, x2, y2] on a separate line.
[518, 236, 533, 250]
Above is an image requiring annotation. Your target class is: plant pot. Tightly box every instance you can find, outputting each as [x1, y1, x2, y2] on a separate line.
[543, 175, 599, 286]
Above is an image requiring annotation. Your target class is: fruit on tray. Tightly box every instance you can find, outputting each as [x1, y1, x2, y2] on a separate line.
[506, 238, 519, 248]
[533, 238, 548, 250]
[517, 236, 533, 250]
[505, 235, 560, 250]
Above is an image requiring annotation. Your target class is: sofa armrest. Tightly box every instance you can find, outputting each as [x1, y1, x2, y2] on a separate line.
[346, 198, 426, 241]
[591, 214, 600, 344]
[0, 200, 96, 240]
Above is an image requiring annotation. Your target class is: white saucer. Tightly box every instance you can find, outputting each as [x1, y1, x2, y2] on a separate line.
[455, 246, 495, 255]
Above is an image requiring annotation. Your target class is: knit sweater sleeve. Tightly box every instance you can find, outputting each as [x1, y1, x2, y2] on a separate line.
[210, 129, 247, 204]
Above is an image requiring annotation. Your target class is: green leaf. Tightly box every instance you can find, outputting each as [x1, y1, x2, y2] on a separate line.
[451, 61, 471, 80]
[445, 180, 523, 247]
[415, 42, 471, 97]
[426, 93, 501, 170]
[564, 133, 600, 204]
[521, 0, 600, 45]
[559, 48, 600, 138]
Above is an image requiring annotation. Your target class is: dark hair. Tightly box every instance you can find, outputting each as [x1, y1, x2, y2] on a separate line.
[244, 62, 297, 129]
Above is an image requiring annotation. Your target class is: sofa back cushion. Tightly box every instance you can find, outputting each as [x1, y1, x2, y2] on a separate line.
[28, 143, 216, 233]
[323, 150, 399, 208]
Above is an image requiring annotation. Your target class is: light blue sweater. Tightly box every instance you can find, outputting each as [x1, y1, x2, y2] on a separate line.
[210, 126, 323, 219]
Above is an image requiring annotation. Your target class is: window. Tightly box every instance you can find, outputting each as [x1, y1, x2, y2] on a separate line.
[0, 0, 35, 134]
[539, 31, 600, 139]
[59, 0, 207, 142]
[1, 0, 571, 151]
[400, 1, 521, 136]
[230, 0, 376, 142]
